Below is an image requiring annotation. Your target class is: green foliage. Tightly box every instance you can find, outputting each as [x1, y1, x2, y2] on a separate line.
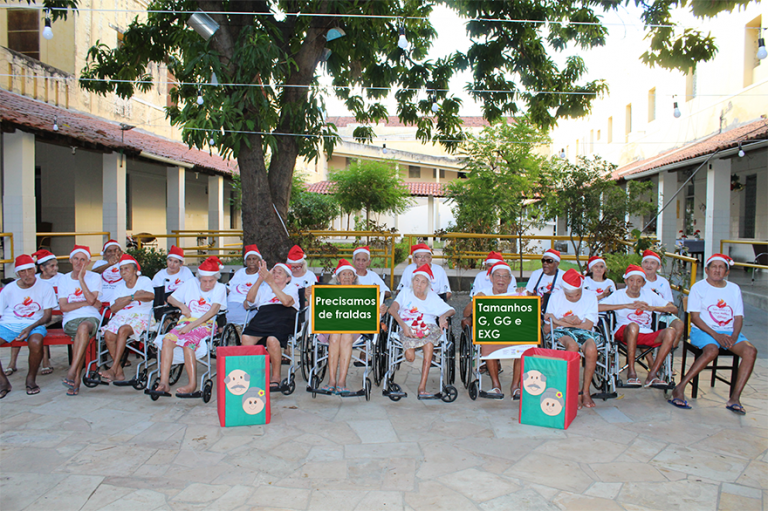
[329, 160, 413, 225]
[444, 117, 550, 270]
[541, 156, 655, 270]
[604, 252, 642, 284]
[127, 247, 167, 279]
[288, 193, 340, 231]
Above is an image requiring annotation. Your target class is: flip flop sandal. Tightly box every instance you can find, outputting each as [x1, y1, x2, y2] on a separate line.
[0, 388, 9, 399]
[40, 367, 54, 376]
[643, 377, 665, 388]
[26, 385, 41, 395]
[319, 385, 336, 393]
[335, 387, 352, 396]
[726, 403, 746, 415]
[62, 378, 76, 389]
[66, 387, 80, 397]
[269, 382, 281, 392]
[625, 377, 642, 388]
[512, 388, 521, 401]
[4, 368, 16, 376]
[667, 398, 691, 409]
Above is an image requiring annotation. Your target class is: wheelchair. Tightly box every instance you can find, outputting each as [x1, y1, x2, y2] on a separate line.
[541, 314, 618, 401]
[381, 314, 458, 402]
[305, 331, 376, 401]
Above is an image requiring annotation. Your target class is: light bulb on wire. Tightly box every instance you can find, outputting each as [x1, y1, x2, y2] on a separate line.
[42, 10, 53, 40]
[738, 143, 745, 158]
[758, 37, 767, 60]
[271, 2, 287, 22]
[431, 96, 439, 113]
[53, 116, 58, 131]
[398, 26, 409, 50]
[382, 143, 388, 154]
[673, 101, 681, 118]
[196, 89, 204, 105]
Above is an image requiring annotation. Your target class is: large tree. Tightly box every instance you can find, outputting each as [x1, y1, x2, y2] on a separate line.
[41, 0, 748, 263]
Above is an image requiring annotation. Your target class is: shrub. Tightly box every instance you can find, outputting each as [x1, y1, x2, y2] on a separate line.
[127, 247, 168, 279]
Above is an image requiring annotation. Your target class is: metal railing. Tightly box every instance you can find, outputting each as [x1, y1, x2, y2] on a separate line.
[719, 239, 768, 270]
[0, 232, 14, 264]
[35, 231, 111, 260]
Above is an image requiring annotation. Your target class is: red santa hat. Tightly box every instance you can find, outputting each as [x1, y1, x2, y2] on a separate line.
[488, 261, 512, 276]
[14, 254, 35, 272]
[706, 253, 734, 267]
[412, 264, 434, 281]
[118, 254, 141, 275]
[641, 250, 661, 264]
[587, 256, 605, 271]
[334, 259, 355, 276]
[352, 246, 370, 258]
[273, 263, 293, 277]
[167, 245, 185, 261]
[410, 243, 432, 256]
[542, 249, 561, 262]
[32, 249, 56, 265]
[243, 244, 261, 260]
[198, 256, 224, 276]
[623, 264, 646, 280]
[485, 251, 504, 265]
[561, 268, 585, 291]
[70, 245, 91, 259]
[286, 245, 306, 264]
[100, 239, 121, 255]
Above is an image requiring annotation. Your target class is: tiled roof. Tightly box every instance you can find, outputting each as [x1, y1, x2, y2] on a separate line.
[614, 118, 768, 179]
[327, 115, 506, 128]
[306, 180, 446, 197]
[0, 89, 238, 176]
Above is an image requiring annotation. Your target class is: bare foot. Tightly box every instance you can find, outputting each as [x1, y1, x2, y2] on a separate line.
[582, 394, 596, 408]
[175, 383, 197, 394]
[155, 382, 171, 393]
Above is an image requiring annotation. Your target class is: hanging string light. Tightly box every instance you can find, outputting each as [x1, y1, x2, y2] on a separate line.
[196, 88, 204, 105]
[673, 95, 681, 118]
[397, 26, 409, 50]
[42, 9, 53, 40]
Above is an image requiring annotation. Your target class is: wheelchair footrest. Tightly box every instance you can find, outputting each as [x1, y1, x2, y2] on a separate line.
[591, 391, 618, 401]
[417, 392, 442, 400]
[340, 389, 365, 398]
[176, 391, 202, 399]
[479, 390, 504, 400]
[383, 389, 407, 398]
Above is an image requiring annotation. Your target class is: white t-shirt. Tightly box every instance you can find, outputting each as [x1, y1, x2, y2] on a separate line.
[110, 276, 155, 316]
[226, 268, 262, 324]
[292, 271, 317, 290]
[58, 271, 104, 327]
[170, 278, 227, 318]
[37, 272, 63, 311]
[688, 279, 744, 334]
[251, 283, 301, 311]
[152, 266, 195, 294]
[471, 270, 517, 297]
[397, 263, 452, 295]
[583, 277, 616, 302]
[601, 287, 669, 334]
[547, 289, 598, 329]
[93, 261, 123, 304]
[394, 287, 454, 338]
[644, 275, 673, 303]
[355, 269, 390, 303]
[526, 268, 564, 297]
[0, 279, 57, 327]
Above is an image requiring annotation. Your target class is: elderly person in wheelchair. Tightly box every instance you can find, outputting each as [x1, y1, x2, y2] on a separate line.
[389, 264, 455, 399]
[150, 256, 227, 397]
[242, 261, 300, 392]
[462, 261, 519, 398]
[543, 269, 601, 409]
[599, 264, 677, 388]
[99, 255, 154, 385]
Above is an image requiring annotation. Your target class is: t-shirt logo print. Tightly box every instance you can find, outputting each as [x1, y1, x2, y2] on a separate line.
[627, 309, 651, 326]
[188, 297, 210, 316]
[14, 296, 41, 318]
[69, 288, 84, 302]
[707, 299, 733, 327]
[103, 266, 122, 284]
[236, 282, 252, 294]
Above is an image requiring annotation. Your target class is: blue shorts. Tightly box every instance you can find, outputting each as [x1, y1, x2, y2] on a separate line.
[0, 324, 48, 343]
[689, 328, 748, 349]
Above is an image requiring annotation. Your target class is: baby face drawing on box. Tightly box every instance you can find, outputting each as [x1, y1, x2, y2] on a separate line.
[224, 369, 251, 396]
[523, 370, 547, 396]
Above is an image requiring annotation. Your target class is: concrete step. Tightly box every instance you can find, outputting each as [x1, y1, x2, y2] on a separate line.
[742, 289, 768, 312]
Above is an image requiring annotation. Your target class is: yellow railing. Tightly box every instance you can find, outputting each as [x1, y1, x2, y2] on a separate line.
[35, 231, 111, 261]
[0, 232, 14, 264]
[130, 231, 245, 260]
[719, 239, 768, 270]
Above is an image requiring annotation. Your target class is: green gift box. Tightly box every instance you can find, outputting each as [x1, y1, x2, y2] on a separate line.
[519, 347, 579, 430]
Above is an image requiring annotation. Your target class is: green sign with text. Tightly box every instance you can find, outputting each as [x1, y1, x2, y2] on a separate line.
[472, 296, 541, 345]
[311, 285, 380, 334]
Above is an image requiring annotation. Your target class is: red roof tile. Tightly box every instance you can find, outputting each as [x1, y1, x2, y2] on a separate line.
[0, 89, 238, 176]
[615, 118, 768, 179]
[306, 180, 446, 197]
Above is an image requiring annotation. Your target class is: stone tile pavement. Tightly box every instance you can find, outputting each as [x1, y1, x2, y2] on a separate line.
[2, 341, 766, 511]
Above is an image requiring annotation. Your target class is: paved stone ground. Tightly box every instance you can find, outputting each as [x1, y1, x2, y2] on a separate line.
[1, 296, 767, 510]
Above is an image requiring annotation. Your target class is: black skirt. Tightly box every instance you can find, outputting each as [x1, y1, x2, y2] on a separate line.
[242, 304, 297, 348]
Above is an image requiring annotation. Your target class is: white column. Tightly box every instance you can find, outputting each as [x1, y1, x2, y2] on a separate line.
[704, 158, 731, 261]
[166, 166, 186, 250]
[208, 174, 224, 255]
[102, 152, 126, 245]
[2, 131, 36, 274]
[427, 195, 434, 236]
[656, 170, 678, 258]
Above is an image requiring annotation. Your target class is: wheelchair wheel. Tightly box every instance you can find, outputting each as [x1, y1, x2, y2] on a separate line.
[459, 329, 469, 387]
[374, 332, 388, 386]
[300, 335, 314, 382]
[446, 339, 456, 385]
[132, 368, 148, 390]
[83, 370, 101, 388]
[169, 364, 183, 386]
[149, 379, 160, 401]
[310, 375, 321, 398]
[387, 382, 403, 402]
[442, 385, 458, 403]
[468, 379, 479, 401]
[221, 323, 240, 347]
[364, 378, 372, 402]
[281, 377, 296, 396]
[202, 379, 213, 403]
